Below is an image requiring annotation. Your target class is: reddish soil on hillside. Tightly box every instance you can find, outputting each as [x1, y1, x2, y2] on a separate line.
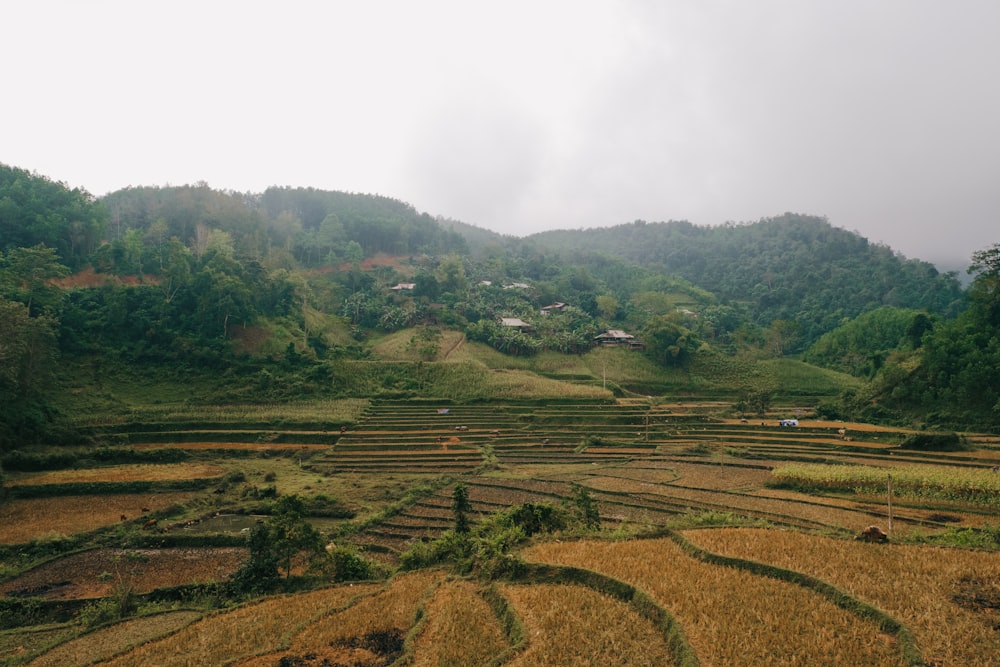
[303, 254, 409, 275]
[53, 267, 154, 288]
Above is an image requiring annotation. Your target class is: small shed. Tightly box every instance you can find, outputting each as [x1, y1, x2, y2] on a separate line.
[390, 282, 415, 291]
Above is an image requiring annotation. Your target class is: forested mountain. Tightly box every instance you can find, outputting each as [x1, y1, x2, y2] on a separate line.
[0, 164, 106, 270]
[101, 185, 469, 268]
[525, 216, 965, 346]
[1, 163, 998, 443]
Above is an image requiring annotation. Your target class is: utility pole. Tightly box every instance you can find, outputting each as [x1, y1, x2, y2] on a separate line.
[887, 474, 894, 534]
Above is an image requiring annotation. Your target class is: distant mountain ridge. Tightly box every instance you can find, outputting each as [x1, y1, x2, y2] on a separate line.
[520, 214, 965, 344]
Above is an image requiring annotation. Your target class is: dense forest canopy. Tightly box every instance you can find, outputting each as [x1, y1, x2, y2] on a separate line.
[0, 164, 107, 271]
[526, 216, 965, 345]
[101, 185, 469, 267]
[1, 163, 998, 445]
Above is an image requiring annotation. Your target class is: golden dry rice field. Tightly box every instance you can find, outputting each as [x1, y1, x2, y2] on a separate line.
[684, 528, 1000, 667]
[4, 399, 1000, 665]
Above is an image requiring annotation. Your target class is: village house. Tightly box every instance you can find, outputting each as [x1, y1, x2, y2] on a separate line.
[593, 329, 643, 349]
[390, 282, 415, 291]
[500, 317, 532, 332]
[540, 302, 566, 315]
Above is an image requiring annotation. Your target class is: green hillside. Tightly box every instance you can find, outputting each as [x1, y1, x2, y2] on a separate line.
[1, 164, 999, 448]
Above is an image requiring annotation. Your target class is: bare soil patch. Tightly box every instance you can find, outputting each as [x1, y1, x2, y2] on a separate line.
[0, 548, 247, 600]
[52, 267, 150, 289]
[0, 493, 199, 544]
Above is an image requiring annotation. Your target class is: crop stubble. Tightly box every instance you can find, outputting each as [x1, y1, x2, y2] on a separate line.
[523, 538, 906, 666]
[684, 527, 1000, 667]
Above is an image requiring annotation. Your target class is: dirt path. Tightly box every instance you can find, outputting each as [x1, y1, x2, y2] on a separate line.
[442, 333, 465, 361]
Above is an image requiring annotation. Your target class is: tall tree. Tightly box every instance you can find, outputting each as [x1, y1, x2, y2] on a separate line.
[640, 315, 699, 367]
[452, 483, 472, 534]
[268, 495, 324, 579]
[0, 244, 69, 315]
[968, 243, 1000, 327]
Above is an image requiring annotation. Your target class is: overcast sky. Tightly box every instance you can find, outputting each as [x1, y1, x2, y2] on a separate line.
[4, 1, 998, 269]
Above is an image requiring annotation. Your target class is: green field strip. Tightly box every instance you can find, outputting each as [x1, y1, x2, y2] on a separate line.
[93, 430, 342, 445]
[672, 483, 914, 526]
[490, 446, 579, 454]
[363, 527, 428, 541]
[319, 464, 477, 474]
[325, 445, 484, 455]
[332, 442, 488, 452]
[82, 421, 346, 433]
[468, 477, 573, 495]
[322, 454, 484, 463]
[384, 515, 453, 530]
[319, 460, 483, 470]
[321, 453, 484, 463]
[654, 486, 884, 530]
[322, 464, 481, 473]
[496, 454, 635, 466]
[746, 489, 976, 530]
[399, 508, 453, 522]
[582, 485, 836, 531]
[582, 481, 843, 529]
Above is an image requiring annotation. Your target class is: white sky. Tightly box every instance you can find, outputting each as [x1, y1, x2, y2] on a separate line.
[4, 1, 998, 269]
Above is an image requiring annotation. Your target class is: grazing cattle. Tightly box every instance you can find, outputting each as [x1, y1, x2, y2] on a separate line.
[120, 514, 128, 522]
[858, 525, 889, 543]
[740, 418, 748, 424]
[340, 425, 348, 433]
[542, 438, 549, 445]
[455, 425, 469, 432]
[143, 518, 158, 529]
[140, 507, 151, 513]
[992, 466, 999, 474]
[489, 429, 500, 436]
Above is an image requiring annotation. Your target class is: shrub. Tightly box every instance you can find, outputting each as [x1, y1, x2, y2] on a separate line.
[898, 432, 968, 451]
[330, 545, 379, 581]
[0, 598, 46, 630]
[228, 521, 279, 596]
[1, 450, 78, 471]
[501, 502, 568, 536]
[78, 581, 136, 628]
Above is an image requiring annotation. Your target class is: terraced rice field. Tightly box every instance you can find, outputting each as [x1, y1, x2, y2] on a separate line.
[324, 401, 998, 554]
[522, 537, 908, 666]
[6, 398, 1000, 665]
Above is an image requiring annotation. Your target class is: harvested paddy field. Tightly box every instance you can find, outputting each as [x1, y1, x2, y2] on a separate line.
[0, 548, 247, 599]
[6, 398, 1000, 666]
